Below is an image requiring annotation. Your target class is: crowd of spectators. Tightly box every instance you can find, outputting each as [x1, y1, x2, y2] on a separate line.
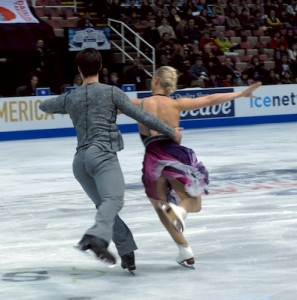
[94, 0, 297, 89]
[3, 0, 297, 97]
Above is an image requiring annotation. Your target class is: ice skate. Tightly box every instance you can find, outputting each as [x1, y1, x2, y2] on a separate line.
[176, 244, 195, 269]
[158, 202, 187, 232]
[75, 234, 116, 266]
[121, 251, 136, 276]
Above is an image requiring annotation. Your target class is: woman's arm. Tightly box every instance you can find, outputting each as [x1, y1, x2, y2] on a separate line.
[175, 82, 261, 111]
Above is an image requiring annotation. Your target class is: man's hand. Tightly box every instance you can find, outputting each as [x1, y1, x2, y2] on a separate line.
[172, 127, 183, 144]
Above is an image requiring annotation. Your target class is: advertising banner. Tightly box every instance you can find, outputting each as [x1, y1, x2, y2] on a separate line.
[0, 0, 39, 23]
[1, 85, 297, 141]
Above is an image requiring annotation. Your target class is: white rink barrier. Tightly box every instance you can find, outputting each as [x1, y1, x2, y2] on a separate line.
[1, 84, 297, 141]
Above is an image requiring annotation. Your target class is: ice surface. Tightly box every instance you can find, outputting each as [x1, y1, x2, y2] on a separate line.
[0, 123, 297, 300]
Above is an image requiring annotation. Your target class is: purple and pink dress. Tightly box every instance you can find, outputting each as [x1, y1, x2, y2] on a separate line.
[141, 132, 209, 203]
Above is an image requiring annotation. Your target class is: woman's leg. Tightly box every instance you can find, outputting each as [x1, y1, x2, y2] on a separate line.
[168, 178, 202, 213]
[149, 177, 194, 265]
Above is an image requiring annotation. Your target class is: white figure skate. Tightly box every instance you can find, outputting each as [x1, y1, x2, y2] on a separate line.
[176, 244, 195, 269]
[158, 202, 187, 232]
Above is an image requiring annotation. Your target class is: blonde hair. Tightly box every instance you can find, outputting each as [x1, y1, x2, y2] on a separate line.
[154, 66, 178, 95]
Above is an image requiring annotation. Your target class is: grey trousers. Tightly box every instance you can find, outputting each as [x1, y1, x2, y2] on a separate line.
[72, 145, 137, 257]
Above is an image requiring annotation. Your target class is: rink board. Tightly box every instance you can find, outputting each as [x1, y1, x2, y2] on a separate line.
[1, 84, 297, 141]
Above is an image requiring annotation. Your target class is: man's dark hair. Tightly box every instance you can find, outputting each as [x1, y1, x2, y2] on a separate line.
[75, 48, 102, 78]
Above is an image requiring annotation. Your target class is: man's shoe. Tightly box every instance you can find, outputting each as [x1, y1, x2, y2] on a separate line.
[77, 234, 116, 266]
[121, 251, 136, 275]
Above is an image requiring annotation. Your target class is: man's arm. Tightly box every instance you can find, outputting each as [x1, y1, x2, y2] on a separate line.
[39, 94, 68, 114]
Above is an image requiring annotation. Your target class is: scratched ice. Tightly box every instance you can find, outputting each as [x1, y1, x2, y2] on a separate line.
[0, 123, 297, 300]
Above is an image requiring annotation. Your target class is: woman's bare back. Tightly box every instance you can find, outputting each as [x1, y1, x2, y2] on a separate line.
[135, 95, 180, 137]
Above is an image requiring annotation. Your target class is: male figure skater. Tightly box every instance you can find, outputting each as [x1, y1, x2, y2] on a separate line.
[39, 48, 181, 274]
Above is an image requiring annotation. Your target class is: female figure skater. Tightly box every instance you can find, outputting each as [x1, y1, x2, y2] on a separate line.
[131, 66, 261, 267]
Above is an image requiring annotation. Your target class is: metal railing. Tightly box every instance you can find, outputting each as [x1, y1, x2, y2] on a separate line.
[107, 18, 156, 77]
[31, 0, 77, 13]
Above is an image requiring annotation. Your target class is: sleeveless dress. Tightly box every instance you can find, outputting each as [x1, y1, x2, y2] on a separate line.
[140, 99, 209, 203]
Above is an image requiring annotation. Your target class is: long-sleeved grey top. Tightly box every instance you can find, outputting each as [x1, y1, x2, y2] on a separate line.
[39, 83, 175, 152]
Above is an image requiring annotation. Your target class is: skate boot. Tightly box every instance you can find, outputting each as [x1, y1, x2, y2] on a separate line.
[121, 251, 136, 276]
[176, 244, 195, 268]
[76, 234, 116, 266]
[158, 202, 187, 232]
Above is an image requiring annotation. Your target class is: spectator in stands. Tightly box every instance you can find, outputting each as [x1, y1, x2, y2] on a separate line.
[123, 57, 148, 91]
[199, 30, 219, 53]
[222, 73, 237, 87]
[274, 43, 289, 62]
[154, 8, 165, 26]
[189, 57, 209, 87]
[196, 9, 213, 30]
[16, 73, 39, 97]
[284, 28, 297, 48]
[264, 0, 280, 14]
[238, 8, 258, 31]
[234, 0, 250, 16]
[108, 0, 126, 21]
[246, 55, 268, 82]
[77, 11, 96, 28]
[205, 73, 223, 88]
[100, 67, 112, 85]
[73, 74, 83, 87]
[0, 57, 13, 97]
[139, 0, 155, 19]
[253, 10, 267, 30]
[157, 17, 177, 41]
[239, 70, 252, 86]
[265, 69, 282, 85]
[110, 72, 121, 88]
[269, 30, 288, 50]
[211, 0, 226, 25]
[275, 54, 293, 77]
[154, 0, 170, 18]
[266, 9, 283, 33]
[168, 7, 182, 29]
[123, 0, 141, 23]
[281, 70, 295, 83]
[214, 31, 236, 55]
[142, 19, 162, 49]
[286, 0, 297, 18]
[31, 39, 51, 86]
[184, 18, 201, 45]
[218, 57, 242, 84]
[287, 42, 297, 76]
[226, 9, 242, 34]
[156, 32, 179, 66]
[170, 47, 191, 73]
[175, 19, 189, 44]
[197, 0, 214, 16]
[202, 43, 221, 66]
[188, 43, 202, 64]
[87, 0, 109, 21]
[60, 74, 82, 93]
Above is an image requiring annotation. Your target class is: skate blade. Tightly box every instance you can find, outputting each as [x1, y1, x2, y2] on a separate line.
[178, 262, 195, 269]
[127, 269, 136, 276]
[178, 257, 195, 269]
[158, 203, 184, 232]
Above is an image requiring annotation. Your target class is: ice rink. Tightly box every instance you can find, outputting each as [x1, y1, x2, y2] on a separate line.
[0, 122, 297, 300]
